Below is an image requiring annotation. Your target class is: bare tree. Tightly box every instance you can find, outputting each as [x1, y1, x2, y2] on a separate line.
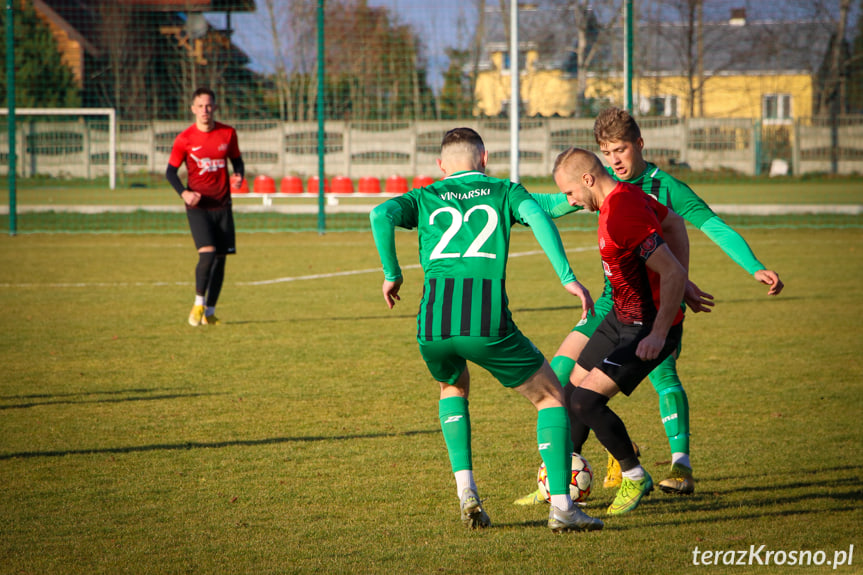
[469, 0, 486, 104]
[568, 0, 624, 116]
[263, 0, 289, 121]
[817, 0, 853, 115]
[641, 0, 769, 118]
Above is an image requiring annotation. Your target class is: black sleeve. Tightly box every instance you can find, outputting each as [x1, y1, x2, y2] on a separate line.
[230, 156, 244, 180]
[165, 164, 186, 196]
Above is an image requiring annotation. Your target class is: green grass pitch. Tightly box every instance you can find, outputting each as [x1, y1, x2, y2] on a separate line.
[0, 219, 861, 572]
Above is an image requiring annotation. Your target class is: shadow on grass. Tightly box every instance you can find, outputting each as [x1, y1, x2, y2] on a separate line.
[0, 428, 439, 461]
[226, 312, 417, 325]
[0, 390, 224, 410]
[706, 463, 863, 486]
[0, 387, 177, 400]
[495, 465, 862, 531]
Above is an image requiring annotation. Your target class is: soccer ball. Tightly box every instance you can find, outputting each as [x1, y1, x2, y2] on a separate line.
[537, 452, 593, 503]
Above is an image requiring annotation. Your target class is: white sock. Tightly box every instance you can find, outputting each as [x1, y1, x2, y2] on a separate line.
[622, 465, 646, 481]
[455, 470, 476, 497]
[206, 306, 215, 316]
[194, 295, 205, 306]
[671, 453, 691, 469]
[550, 493, 573, 511]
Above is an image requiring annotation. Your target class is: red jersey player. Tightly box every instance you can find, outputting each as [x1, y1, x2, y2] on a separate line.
[552, 146, 688, 516]
[166, 87, 244, 326]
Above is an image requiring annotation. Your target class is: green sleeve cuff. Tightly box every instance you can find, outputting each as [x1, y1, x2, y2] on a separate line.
[530, 192, 584, 219]
[369, 202, 403, 281]
[700, 216, 765, 275]
[518, 199, 577, 285]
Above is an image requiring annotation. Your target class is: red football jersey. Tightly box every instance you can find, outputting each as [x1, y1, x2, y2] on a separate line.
[168, 122, 240, 209]
[598, 182, 683, 326]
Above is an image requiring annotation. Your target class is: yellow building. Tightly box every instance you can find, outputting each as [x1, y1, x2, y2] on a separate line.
[473, 7, 834, 124]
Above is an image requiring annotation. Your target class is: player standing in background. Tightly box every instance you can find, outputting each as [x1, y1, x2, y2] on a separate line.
[369, 127, 603, 533]
[166, 87, 244, 327]
[552, 147, 689, 515]
[516, 107, 783, 505]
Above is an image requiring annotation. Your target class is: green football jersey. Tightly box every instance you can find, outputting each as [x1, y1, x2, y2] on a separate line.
[611, 162, 766, 274]
[372, 170, 544, 341]
[610, 162, 715, 227]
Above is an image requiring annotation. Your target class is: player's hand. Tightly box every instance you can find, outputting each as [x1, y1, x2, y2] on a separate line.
[684, 280, 715, 313]
[563, 280, 594, 321]
[636, 332, 666, 361]
[754, 269, 784, 296]
[382, 278, 403, 309]
[181, 190, 201, 207]
[230, 174, 243, 190]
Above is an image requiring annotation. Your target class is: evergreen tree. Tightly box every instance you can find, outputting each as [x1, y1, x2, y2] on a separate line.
[440, 48, 472, 119]
[0, 2, 81, 107]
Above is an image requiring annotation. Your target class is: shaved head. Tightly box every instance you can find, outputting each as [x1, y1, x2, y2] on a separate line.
[553, 147, 606, 181]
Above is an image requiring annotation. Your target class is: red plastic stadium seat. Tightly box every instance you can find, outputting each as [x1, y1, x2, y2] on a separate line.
[307, 176, 330, 195]
[358, 176, 381, 194]
[280, 176, 303, 194]
[254, 175, 275, 194]
[235, 178, 249, 194]
[412, 175, 434, 188]
[331, 175, 354, 194]
[385, 175, 408, 195]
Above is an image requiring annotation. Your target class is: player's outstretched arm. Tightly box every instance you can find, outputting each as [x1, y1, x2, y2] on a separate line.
[754, 269, 784, 296]
[684, 280, 715, 313]
[530, 192, 584, 219]
[518, 199, 593, 319]
[562, 280, 595, 321]
[700, 217, 783, 296]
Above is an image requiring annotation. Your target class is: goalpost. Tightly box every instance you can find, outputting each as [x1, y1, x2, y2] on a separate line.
[0, 108, 117, 190]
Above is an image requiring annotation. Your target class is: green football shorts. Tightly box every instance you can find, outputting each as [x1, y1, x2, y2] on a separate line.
[572, 290, 613, 338]
[418, 330, 545, 388]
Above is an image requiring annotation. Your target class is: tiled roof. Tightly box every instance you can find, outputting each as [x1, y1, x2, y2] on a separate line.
[636, 20, 834, 75]
[478, 7, 835, 77]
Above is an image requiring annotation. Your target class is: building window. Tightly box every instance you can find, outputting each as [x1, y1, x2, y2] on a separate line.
[650, 95, 678, 117]
[638, 95, 678, 117]
[501, 51, 526, 73]
[763, 94, 792, 122]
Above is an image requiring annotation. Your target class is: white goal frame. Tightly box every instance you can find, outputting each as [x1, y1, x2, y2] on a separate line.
[0, 107, 116, 190]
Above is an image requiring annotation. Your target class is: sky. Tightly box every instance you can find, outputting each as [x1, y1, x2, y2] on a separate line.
[205, 0, 860, 94]
[205, 0, 475, 92]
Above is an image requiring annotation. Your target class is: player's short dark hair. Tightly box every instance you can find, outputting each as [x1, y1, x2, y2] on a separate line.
[594, 107, 641, 145]
[441, 127, 484, 154]
[192, 87, 216, 102]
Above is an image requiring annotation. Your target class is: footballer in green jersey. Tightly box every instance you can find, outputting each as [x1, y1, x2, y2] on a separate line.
[517, 108, 784, 505]
[370, 127, 603, 533]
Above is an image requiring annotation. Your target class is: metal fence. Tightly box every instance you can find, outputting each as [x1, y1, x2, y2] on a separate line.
[2, 115, 862, 182]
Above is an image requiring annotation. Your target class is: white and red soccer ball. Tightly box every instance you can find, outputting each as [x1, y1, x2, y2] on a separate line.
[537, 452, 593, 503]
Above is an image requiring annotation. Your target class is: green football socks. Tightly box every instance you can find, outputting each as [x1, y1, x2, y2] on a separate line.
[439, 396, 472, 472]
[648, 357, 691, 456]
[550, 355, 576, 388]
[537, 406, 573, 496]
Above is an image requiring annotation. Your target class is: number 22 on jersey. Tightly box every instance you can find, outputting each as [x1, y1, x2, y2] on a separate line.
[428, 205, 499, 260]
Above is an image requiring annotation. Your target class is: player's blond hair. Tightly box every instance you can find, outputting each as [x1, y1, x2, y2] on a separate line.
[553, 147, 605, 180]
[593, 107, 641, 145]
